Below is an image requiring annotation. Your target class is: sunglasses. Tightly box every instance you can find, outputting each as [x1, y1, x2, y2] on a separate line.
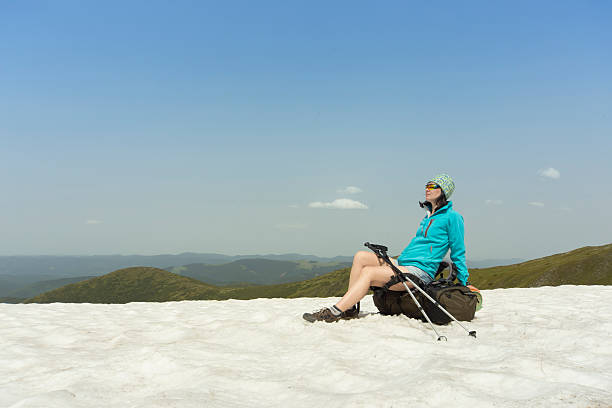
[425, 183, 440, 191]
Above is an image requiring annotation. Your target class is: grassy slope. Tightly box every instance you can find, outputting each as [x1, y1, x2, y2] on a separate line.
[167, 259, 351, 285]
[0, 297, 27, 304]
[25, 267, 225, 303]
[24, 244, 611, 304]
[469, 243, 612, 289]
[24, 265, 351, 303]
[217, 267, 351, 300]
[7, 276, 96, 299]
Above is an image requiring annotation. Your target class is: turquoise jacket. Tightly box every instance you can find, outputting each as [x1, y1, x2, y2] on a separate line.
[397, 201, 469, 285]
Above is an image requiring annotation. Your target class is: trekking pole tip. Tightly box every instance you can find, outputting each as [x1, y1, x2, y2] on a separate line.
[469, 331, 477, 338]
[437, 336, 447, 342]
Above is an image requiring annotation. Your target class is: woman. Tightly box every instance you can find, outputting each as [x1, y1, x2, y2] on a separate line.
[303, 173, 468, 323]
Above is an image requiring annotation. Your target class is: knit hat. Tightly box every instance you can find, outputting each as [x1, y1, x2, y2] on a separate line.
[429, 174, 455, 199]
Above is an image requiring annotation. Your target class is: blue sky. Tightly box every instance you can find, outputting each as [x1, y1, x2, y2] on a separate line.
[1, 1, 611, 260]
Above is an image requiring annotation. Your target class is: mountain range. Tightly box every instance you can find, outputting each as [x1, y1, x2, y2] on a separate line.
[0, 252, 521, 299]
[0, 253, 353, 298]
[167, 258, 352, 286]
[1, 258, 351, 301]
[22, 243, 611, 304]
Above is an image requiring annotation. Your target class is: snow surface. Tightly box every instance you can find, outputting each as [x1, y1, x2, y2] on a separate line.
[1, 286, 611, 408]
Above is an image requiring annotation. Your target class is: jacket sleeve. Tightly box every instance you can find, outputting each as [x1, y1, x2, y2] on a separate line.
[448, 212, 469, 285]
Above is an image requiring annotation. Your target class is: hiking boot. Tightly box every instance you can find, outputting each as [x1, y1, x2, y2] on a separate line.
[303, 307, 343, 323]
[343, 302, 360, 319]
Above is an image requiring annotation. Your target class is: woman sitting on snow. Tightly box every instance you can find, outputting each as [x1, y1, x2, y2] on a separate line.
[303, 173, 468, 323]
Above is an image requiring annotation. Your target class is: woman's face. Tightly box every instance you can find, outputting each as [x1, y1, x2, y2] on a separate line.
[425, 183, 442, 203]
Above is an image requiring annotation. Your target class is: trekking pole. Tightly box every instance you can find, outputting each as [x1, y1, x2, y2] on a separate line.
[364, 242, 447, 341]
[364, 242, 477, 340]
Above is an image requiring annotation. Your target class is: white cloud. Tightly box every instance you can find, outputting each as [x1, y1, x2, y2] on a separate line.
[337, 186, 363, 194]
[275, 223, 308, 230]
[288, 204, 299, 208]
[86, 220, 103, 224]
[528, 202, 545, 207]
[485, 199, 503, 205]
[538, 168, 560, 179]
[309, 198, 368, 210]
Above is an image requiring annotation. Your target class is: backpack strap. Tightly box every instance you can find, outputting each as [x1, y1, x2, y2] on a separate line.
[372, 272, 426, 292]
[382, 275, 402, 290]
[371, 261, 448, 292]
[434, 262, 449, 280]
[434, 261, 460, 284]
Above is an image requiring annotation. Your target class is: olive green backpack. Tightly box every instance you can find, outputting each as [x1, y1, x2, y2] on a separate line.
[372, 263, 480, 325]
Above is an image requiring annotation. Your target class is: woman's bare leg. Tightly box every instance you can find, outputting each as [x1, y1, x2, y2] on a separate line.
[347, 251, 385, 291]
[335, 264, 414, 311]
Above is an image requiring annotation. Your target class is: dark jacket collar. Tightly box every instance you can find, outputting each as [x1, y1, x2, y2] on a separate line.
[419, 200, 452, 216]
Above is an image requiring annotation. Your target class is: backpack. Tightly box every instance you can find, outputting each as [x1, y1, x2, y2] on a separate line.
[371, 262, 480, 325]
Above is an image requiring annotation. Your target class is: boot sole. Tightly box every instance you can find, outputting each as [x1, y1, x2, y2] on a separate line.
[302, 313, 359, 323]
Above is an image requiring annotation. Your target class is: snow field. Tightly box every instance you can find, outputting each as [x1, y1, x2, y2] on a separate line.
[1, 285, 611, 407]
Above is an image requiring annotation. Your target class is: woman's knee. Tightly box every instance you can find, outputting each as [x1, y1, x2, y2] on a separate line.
[353, 250, 379, 266]
[362, 265, 395, 286]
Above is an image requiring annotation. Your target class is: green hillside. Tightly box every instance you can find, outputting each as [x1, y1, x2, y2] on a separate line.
[469, 243, 612, 289]
[0, 297, 27, 304]
[167, 258, 351, 285]
[24, 244, 611, 304]
[6, 276, 96, 299]
[216, 267, 351, 299]
[24, 265, 351, 304]
[25, 267, 227, 303]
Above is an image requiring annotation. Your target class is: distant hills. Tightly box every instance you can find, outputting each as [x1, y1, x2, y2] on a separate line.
[25, 268, 222, 303]
[22, 243, 611, 304]
[0, 252, 524, 299]
[467, 258, 524, 268]
[0, 252, 354, 277]
[167, 259, 351, 286]
[1, 258, 350, 301]
[469, 243, 612, 289]
[3, 276, 96, 299]
[0, 253, 353, 298]
[25, 266, 352, 304]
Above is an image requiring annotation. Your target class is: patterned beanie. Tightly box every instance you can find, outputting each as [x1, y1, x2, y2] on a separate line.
[429, 174, 455, 199]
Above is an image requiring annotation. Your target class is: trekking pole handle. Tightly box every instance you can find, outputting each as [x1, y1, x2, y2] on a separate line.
[364, 242, 408, 282]
[364, 242, 388, 253]
[364, 242, 391, 263]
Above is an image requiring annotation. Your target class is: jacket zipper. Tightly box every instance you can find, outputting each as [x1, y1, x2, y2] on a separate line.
[424, 219, 434, 237]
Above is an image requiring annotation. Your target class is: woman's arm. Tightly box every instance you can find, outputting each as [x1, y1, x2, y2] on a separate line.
[448, 213, 469, 285]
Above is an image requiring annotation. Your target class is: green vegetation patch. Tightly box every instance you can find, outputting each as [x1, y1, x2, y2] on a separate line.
[469, 244, 612, 289]
[25, 267, 221, 303]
